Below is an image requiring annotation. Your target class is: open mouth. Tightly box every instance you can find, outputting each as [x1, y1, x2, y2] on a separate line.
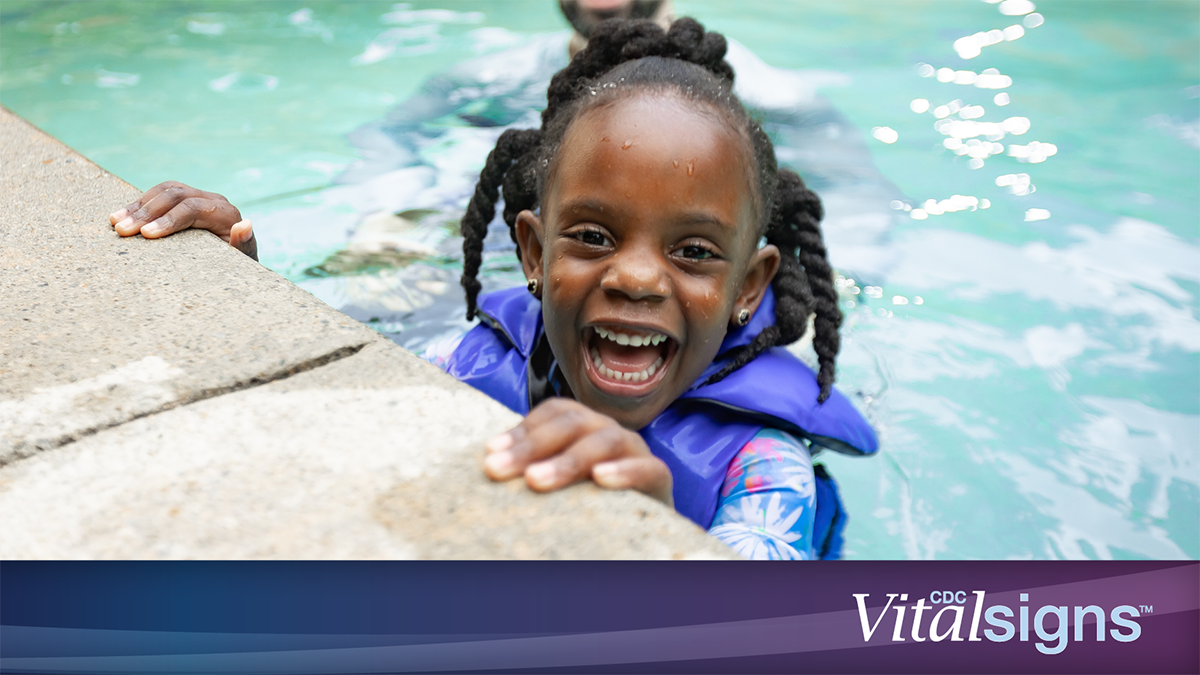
[583, 325, 676, 394]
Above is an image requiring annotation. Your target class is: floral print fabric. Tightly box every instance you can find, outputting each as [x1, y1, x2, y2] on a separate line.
[708, 428, 816, 560]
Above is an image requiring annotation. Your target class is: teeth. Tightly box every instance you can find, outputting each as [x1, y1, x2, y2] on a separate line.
[594, 327, 667, 347]
[589, 349, 664, 384]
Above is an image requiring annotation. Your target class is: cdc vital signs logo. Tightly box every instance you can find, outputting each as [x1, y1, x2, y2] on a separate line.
[853, 590, 1146, 655]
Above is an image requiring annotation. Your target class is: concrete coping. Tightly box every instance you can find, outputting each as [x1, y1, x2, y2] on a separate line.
[0, 105, 735, 560]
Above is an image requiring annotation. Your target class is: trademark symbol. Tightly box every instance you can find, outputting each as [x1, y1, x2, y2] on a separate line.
[1140, 605, 1154, 614]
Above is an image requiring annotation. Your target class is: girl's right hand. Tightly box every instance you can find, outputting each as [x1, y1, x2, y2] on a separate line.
[483, 398, 674, 507]
[109, 181, 257, 260]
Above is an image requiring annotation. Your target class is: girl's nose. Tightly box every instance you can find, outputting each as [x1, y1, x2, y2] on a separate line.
[599, 248, 671, 301]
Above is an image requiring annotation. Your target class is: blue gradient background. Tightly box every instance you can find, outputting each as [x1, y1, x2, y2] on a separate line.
[2, 562, 1196, 674]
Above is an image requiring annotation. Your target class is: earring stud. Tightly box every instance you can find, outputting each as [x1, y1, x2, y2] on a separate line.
[527, 278, 539, 295]
[736, 309, 751, 326]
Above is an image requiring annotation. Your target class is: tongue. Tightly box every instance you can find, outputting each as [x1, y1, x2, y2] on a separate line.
[596, 338, 661, 373]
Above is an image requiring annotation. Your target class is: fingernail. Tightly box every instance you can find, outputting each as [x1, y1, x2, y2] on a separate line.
[526, 462, 556, 487]
[231, 220, 252, 245]
[484, 451, 513, 477]
[142, 220, 164, 236]
[115, 217, 133, 231]
[592, 462, 620, 485]
[486, 432, 514, 454]
[109, 209, 127, 222]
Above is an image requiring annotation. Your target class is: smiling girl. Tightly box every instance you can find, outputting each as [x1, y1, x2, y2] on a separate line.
[109, 18, 876, 560]
[437, 18, 876, 559]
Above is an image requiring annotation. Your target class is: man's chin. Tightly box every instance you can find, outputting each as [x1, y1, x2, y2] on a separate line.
[558, 0, 666, 38]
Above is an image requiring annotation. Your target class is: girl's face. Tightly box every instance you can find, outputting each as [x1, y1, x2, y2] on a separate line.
[515, 94, 780, 430]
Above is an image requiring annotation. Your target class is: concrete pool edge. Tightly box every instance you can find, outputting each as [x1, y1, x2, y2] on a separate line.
[0, 105, 736, 560]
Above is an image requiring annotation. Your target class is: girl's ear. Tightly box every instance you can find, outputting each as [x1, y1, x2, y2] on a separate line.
[731, 243, 781, 325]
[514, 209, 545, 285]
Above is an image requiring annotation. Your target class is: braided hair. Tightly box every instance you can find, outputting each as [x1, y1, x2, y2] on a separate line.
[459, 17, 843, 402]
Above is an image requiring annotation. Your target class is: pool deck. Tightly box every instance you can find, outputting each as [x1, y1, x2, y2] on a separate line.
[0, 106, 734, 559]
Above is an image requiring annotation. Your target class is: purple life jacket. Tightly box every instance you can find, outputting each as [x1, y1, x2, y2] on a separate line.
[445, 286, 878, 559]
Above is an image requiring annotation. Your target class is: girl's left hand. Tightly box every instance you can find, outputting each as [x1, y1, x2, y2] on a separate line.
[109, 181, 256, 260]
[483, 399, 673, 507]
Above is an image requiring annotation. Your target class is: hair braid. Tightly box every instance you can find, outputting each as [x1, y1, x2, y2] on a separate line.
[460, 128, 541, 319]
[775, 169, 841, 401]
[501, 145, 541, 250]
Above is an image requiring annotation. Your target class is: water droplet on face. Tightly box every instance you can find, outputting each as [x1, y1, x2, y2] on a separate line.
[686, 160, 695, 176]
[673, 160, 679, 168]
[622, 140, 633, 149]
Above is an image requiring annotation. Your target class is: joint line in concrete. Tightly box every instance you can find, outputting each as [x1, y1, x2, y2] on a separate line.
[1, 341, 372, 466]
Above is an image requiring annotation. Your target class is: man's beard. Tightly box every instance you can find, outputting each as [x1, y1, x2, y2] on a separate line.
[558, 0, 667, 38]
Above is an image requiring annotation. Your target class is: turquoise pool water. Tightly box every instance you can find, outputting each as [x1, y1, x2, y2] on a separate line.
[3, 0, 1196, 560]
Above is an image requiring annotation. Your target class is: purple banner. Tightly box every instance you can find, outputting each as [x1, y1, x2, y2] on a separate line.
[1, 562, 1196, 674]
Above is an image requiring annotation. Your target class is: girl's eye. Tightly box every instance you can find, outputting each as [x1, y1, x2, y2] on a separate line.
[678, 244, 717, 260]
[571, 229, 611, 247]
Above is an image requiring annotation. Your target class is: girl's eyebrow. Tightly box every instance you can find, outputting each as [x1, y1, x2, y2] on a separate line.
[558, 198, 624, 218]
[672, 211, 737, 232]
[558, 198, 736, 233]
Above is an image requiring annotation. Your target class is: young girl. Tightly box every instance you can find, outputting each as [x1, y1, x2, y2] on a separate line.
[109, 18, 876, 560]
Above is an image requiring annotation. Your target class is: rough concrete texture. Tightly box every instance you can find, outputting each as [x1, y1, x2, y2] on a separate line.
[0, 107, 735, 560]
[0, 107, 378, 461]
[0, 342, 729, 559]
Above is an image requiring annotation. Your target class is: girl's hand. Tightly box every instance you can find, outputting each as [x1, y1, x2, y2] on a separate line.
[108, 181, 257, 260]
[483, 399, 674, 507]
